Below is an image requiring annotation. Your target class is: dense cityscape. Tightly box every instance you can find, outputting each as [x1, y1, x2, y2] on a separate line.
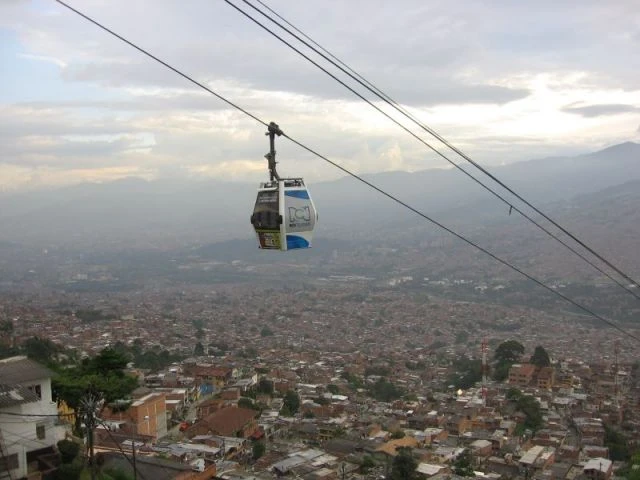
[1, 246, 639, 480]
[2, 1, 640, 479]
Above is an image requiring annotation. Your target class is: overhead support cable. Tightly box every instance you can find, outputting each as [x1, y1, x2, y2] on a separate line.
[229, 0, 640, 299]
[53, 0, 640, 342]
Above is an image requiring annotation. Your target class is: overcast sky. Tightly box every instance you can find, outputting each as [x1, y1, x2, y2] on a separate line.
[1, 0, 639, 191]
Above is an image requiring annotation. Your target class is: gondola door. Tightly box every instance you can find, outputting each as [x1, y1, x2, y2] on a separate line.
[251, 182, 283, 250]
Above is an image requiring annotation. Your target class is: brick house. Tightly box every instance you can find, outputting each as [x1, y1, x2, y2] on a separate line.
[508, 364, 536, 387]
[102, 392, 167, 440]
[536, 367, 555, 390]
[186, 407, 258, 439]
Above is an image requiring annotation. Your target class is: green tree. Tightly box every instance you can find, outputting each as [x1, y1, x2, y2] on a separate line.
[252, 441, 266, 460]
[52, 347, 138, 433]
[492, 362, 511, 382]
[390, 447, 417, 480]
[55, 458, 83, 480]
[493, 340, 525, 382]
[448, 358, 482, 390]
[0, 319, 13, 335]
[621, 453, 640, 480]
[361, 455, 376, 473]
[257, 378, 274, 395]
[57, 439, 80, 464]
[453, 450, 474, 477]
[193, 342, 205, 356]
[604, 424, 630, 461]
[23, 336, 60, 365]
[100, 467, 135, 480]
[506, 387, 523, 401]
[494, 340, 525, 364]
[370, 378, 404, 402]
[282, 390, 300, 415]
[529, 346, 551, 367]
[260, 326, 274, 337]
[516, 395, 543, 431]
[326, 384, 340, 394]
[90, 348, 129, 374]
[238, 397, 259, 410]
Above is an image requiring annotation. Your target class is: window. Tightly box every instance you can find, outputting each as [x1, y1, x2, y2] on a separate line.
[36, 423, 46, 440]
[0, 453, 19, 471]
[28, 384, 42, 400]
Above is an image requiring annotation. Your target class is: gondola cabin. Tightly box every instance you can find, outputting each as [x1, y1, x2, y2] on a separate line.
[251, 178, 317, 251]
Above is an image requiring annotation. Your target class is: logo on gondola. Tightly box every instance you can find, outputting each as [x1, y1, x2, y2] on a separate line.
[288, 206, 311, 226]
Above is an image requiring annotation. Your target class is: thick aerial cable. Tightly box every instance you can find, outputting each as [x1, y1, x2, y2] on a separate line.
[230, 0, 640, 299]
[52, 0, 640, 342]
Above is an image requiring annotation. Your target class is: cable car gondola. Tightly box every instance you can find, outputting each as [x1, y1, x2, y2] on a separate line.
[250, 122, 318, 251]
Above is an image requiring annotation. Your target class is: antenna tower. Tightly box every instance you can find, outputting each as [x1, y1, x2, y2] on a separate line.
[481, 338, 488, 406]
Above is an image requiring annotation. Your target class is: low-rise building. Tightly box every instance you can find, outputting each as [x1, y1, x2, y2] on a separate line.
[0, 356, 66, 479]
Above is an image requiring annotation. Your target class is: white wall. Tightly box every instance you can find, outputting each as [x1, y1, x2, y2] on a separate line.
[0, 377, 66, 478]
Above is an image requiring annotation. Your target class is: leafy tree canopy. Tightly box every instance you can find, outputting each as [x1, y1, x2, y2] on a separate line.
[53, 347, 137, 413]
[194, 341, 205, 356]
[453, 449, 474, 477]
[282, 390, 300, 416]
[529, 345, 551, 367]
[252, 441, 266, 460]
[390, 447, 417, 480]
[23, 336, 61, 366]
[370, 378, 404, 402]
[326, 384, 340, 395]
[515, 395, 543, 431]
[257, 378, 274, 395]
[448, 358, 482, 390]
[494, 340, 525, 364]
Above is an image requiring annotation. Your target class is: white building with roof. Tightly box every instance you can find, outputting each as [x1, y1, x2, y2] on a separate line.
[584, 457, 612, 480]
[0, 356, 66, 479]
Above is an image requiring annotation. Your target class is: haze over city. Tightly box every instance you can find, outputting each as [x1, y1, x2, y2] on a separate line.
[1, 2, 640, 480]
[1, 0, 640, 191]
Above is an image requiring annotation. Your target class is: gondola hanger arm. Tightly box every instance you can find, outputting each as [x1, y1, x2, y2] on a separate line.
[265, 121, 283, 181]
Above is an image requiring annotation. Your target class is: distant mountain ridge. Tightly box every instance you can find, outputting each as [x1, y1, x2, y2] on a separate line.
[0, 141, 638, 251]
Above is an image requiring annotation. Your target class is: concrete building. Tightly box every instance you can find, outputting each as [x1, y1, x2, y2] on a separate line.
[583, 457, 612, 480]
[508, 364, 536, 387]
[0, 356, 66, 479]
[102, 392, 167, 441]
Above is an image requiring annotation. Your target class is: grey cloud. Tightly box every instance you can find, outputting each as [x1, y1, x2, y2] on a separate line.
[12, 0, 532, 107]
[59, 55, 530, 107]
[562, 104, 640, 118]
[0, 136, 146, 168]
[0, 110, 142, 139]
[16, 94, 230, 113]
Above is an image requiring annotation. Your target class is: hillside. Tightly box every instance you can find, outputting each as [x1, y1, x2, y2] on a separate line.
[0, 142, 638, 255]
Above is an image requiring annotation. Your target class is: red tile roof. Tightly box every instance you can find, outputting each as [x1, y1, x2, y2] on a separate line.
[190, 407, 257, 437]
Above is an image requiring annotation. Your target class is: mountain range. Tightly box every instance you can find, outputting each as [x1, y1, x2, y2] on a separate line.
[0, 142, 639, 267]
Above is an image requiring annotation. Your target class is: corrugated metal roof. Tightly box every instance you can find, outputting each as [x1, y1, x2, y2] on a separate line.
[0, 383, 40, 408]
[0, 356, 54, 385]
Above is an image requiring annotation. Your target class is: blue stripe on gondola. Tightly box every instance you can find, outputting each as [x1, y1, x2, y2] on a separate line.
[286, 235, 310, 249]
[284, 190, 310, 199]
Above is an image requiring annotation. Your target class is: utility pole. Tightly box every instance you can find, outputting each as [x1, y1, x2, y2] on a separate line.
[132, 439, 137, 480]
[80, 392, 101, 480]
[481, 338, 488, 407]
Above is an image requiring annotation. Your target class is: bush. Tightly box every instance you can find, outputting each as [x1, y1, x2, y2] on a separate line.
[57, 439, 80, 464]
[55, 459, 83, 480]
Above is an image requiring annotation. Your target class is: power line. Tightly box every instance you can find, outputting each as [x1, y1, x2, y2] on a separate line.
[280, 133, 640, 342]
[52, 0, 640, 342]
[230, 0, 640, 301]
[96, 419, 148, 480]
[53, 1, 267, 130]
[0, 411, 74, 418]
